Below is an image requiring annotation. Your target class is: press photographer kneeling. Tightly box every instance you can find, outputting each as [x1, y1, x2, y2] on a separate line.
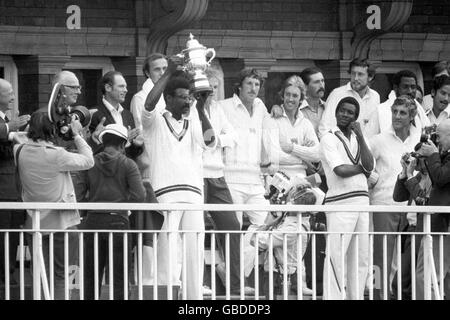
[251, 173, 324, 298]
[415, 119, 450, 299]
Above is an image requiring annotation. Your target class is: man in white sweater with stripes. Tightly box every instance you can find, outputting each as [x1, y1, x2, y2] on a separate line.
[142, 58, 216, 300]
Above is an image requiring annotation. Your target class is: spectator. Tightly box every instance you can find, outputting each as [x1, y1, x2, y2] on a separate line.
[369, 95, 421, 300]
[416, 118, 450, 299]
[89, 71, 144, 160]
[216, 68, 271, 286]
[14, 111, 94, 299]
[365, 70, 429, 139]
[76, 124, 145, 300]
[426, 75, 450, 126]
[320, 96, 374, 300]
[319, 58, 380, 138]
[423, 61, 449, 112]
[142, 56, 216, 299]
[0, 78, 30, 289]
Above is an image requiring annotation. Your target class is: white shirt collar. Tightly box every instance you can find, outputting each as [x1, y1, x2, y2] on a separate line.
[346, 82, 373, 100]
[426, 104, 450, 117]
[0, 110, 5, 121]
[141, 78, 154, 95]
[103, 97, 124, 114]
[281, 104, 304, 120]
[299, 98, 325, 110]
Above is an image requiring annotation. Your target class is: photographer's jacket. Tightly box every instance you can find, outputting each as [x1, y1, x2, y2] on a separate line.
[425, 151, 450, 232]
[14, 136, 94, 230]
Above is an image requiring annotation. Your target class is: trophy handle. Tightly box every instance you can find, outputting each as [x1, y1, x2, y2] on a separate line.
[205, 48, 216, 66]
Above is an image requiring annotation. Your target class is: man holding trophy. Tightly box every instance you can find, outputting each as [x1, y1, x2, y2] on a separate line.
[141, 34, 217, 299]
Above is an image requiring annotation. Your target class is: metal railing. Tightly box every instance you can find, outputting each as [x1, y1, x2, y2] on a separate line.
[0, 202, 449, 300]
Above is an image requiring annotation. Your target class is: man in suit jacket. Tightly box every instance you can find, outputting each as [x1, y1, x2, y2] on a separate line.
[89, 71, 144, 160]
[416, 118, 450, 299]
[0, 78, 30, 287]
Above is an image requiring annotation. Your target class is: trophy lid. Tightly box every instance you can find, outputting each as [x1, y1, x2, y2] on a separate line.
[185, 33, 203, 49]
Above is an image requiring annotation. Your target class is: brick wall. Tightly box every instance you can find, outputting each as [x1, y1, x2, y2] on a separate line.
[403, 1, 450, 33]
[0, 0, 135, 28]
[193, 0, 339, 31]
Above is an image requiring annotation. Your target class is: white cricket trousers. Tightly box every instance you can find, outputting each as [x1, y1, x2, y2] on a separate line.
[156, 209, 205, 300]
[323, 211, 369, 300]
[227, 183, 268, 277]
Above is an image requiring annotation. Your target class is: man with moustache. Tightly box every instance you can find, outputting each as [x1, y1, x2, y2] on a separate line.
[320, 97, 374, 300]
[89, 71, 144, 159]
[366, 70, 430, 139]
[142, 58, 216, 299]
[426, 75, 450, 126]
[0, 78, 30, 290]
[299, 67, 326, 137]
[422, 61, 450, 112]
[319, 58, 380, 138]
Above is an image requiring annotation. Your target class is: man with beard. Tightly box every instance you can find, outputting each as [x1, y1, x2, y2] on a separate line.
[320, 97, 374, 300]
[299, 67, 326, 137]
[142, 58, 216, 299]
[366, 70, 430, 139]
[319, 58, 380, 138]
[426, 75, 450, 126]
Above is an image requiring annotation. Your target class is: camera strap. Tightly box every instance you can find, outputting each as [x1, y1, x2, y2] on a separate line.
[334, 131, 361, 165]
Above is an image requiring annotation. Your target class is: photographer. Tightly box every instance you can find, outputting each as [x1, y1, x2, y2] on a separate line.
[14, 111, 94, 299]
[415, 119, 450, 299]
[391, 151, 432, 300]
[251, 177, 318, 298]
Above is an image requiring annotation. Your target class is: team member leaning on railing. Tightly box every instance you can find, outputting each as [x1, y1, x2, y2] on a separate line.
[13, 111, 94, 300]
[415, 118, 450, 299]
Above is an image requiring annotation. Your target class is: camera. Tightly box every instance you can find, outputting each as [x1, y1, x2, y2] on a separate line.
[264, 171, 292, 205]
[420, 124, 438, 145]
[48, 83, 91, 141]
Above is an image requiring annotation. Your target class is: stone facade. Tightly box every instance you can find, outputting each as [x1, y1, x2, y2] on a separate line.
[0, 0, 449, 113]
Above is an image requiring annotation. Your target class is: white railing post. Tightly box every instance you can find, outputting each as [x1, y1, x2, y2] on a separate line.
[31, 210, 41, 300]
[423, 212, 432, 300]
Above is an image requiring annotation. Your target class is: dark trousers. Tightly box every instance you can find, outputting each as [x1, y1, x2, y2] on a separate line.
[392, 224, 420, 300]
[204, 177, 241, 291]
[84, 213, 130, 300]
[373, 212, 408, 300]
[26, 227, 79, 300]
[0, 208, 25, 285]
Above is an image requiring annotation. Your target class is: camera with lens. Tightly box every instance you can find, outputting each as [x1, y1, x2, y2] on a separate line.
[420, 124, 438, 145]
[264, 171, 292, 205]
[48, 83, 91, 141]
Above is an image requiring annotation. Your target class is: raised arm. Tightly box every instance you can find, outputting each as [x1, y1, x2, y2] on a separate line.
[144, 56, 182, 112]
